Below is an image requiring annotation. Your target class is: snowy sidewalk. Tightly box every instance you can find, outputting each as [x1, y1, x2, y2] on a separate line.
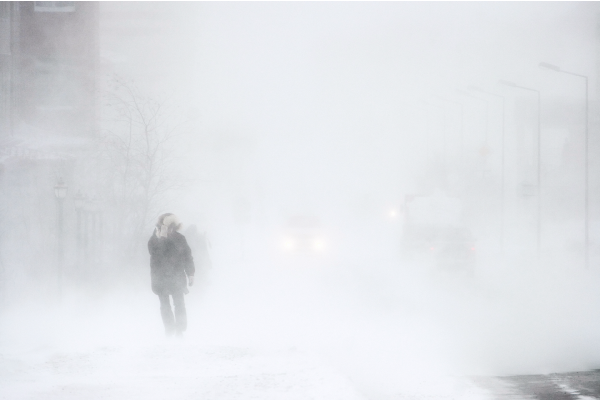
[0, 340, 492, 400]
[1, 342, 365, 400]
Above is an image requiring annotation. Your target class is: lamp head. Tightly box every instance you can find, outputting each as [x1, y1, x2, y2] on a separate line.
[54, 178, 68, 199]
[539, 62, 561, 72]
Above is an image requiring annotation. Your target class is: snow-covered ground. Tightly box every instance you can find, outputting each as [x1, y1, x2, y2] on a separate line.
[2, 253, 600, 399]
[0, 338, 492, 400]
[0, 290, 487, 400]
[1, 341, 364, 400]
[0, 257, 480, 400]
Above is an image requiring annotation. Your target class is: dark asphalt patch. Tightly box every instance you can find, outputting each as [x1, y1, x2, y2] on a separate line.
[472, 371, 600, 400]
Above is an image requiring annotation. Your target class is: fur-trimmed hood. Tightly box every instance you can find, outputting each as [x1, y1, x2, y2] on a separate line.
[155, 213, 182, 238]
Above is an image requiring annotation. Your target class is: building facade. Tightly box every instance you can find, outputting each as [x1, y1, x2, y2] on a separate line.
[0, 2, 99, 303]
[1, 1, 98, 139]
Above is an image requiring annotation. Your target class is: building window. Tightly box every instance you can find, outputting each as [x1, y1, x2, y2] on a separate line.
[34, 2, 75, 13]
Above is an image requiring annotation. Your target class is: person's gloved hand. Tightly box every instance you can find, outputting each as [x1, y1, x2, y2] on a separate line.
[160, 224, 169, 238]
[188, 275, 195, 286]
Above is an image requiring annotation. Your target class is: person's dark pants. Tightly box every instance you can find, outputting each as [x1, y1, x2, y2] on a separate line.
[158, 292, 187, 335]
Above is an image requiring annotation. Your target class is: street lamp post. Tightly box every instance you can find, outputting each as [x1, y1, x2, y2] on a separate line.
[539, 62, 589, 268]
[499, 79, 541, 264]
[469, 86, 506, 254]
[54, 178, 68, 298]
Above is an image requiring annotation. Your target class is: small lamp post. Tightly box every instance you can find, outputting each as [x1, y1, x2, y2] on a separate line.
[88, 197, 100, 263]
[54, 178, 68, 298]
[73, 190, 85, 267]
[82, 196, 93, 264]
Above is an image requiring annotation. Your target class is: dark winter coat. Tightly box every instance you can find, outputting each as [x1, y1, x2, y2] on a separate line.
[148, 231, 195, 295]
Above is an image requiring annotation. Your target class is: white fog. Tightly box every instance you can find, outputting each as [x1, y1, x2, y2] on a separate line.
[1, 2, 600, 399]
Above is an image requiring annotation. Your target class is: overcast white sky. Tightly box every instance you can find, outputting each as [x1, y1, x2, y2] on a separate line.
[98, 1, 600, 220]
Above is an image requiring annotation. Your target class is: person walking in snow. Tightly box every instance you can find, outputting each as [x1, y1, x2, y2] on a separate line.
[148, 213, 195, 337]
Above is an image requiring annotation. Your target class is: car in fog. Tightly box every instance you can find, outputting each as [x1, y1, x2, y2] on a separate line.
[280, 215, 327, 254]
